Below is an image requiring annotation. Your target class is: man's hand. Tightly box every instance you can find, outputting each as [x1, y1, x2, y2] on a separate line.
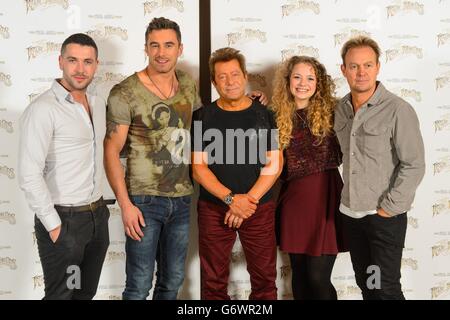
[248, 90, 269, 106]
[227, 194, 258, 219]
[224, 212, 244, 229]
[49, 225, 61, 243]
[377, 207, 391, 218]
[121, 203, 146, 241]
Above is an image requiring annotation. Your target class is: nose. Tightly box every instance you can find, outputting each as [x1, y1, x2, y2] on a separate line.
[75, 61, 85, 73]
[356, 66, 365, 76]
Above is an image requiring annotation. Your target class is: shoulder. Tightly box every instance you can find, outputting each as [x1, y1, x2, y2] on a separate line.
[21, 89, 56, 123]
[108, 74, 137, 98]
[176, 69, 195, 83]
[382, 88, 417, 118]
[193, 103, 216, 121]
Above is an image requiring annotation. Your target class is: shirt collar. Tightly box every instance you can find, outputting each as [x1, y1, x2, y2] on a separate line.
[342, 81, 386, 110]
[51, 79, 95, 106]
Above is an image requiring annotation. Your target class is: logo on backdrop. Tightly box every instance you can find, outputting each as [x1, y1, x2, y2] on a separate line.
[26, 41, 61, 60]
[408, 216, 419, 229]
[433, 155, 450, 175]
[436, 72, 450, 91]
[0, 211, 16, 225]
[431, 239, 450, 258]
[32, 274, 44, 289]
[281, 44, 320, 61]
[431, 281, 450, 299]
[386, 1, 425, 18]
[0, 165, 15, 179]
[434, 114, 450, 133]
[0, 25, 9, 39]
[385, 44, 423, 63]
[90, 72, 127, 89]
[0, 257, 17, 270]
[437, 31, 450, 47]
[0, 119, 13, 133]
[227, 28, 267, 46]
[25, 0, 70, 14]
[334, 28, 371, 47]
[281, 1, 320, 17]
[433, 198, 450, 217]
[401, 257, 419, 270]
[336, 285, 361, 299]
[143, 0, 184, 15]
[0, 72, 12, 86]
[105, 250, 126, 264]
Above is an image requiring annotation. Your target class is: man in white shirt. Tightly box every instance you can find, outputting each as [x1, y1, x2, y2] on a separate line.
[18, 33, 110, 300]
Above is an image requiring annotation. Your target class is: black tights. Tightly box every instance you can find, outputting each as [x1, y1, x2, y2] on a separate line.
[289, 253, 337, 300]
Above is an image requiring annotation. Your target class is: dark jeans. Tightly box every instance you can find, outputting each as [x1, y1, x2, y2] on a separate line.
[198, 200, 277, 300]
[342, 212, 407, 300]
[34, 204, 110, 300]
[122, 195, 191, 300]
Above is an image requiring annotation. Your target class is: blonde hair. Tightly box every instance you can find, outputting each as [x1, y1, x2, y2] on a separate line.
[341, 36, 381, 65]
[271, 56, 337, 149]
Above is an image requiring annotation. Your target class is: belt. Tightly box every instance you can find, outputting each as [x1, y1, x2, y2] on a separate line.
[54, 197, 116, 213]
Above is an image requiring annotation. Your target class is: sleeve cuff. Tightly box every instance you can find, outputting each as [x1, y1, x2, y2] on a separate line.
[38, 209, 62, 232]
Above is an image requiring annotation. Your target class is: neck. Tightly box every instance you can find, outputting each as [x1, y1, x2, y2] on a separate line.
[217, 96, 252, 111]
[351, 86, 377, 112]
[295, 99, 309, 110]
[146, 66, 176, 81]
[59, 79, 87, 104]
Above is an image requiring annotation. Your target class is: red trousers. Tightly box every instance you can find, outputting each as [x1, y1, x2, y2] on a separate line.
[198, 200, 277, 300]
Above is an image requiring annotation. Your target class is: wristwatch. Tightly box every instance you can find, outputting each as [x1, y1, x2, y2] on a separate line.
[223, 192, 234, 206]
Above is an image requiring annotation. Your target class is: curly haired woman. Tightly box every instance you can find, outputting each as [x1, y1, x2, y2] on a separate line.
[271, 56, 347, 300]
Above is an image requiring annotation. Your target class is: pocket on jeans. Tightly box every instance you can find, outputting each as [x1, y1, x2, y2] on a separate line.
[53, 219, 69, 245]
[131, 195, 153, 206]
[179, 195, 192, 206]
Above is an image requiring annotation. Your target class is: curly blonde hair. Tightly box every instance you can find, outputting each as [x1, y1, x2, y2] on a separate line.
[271, 56, 337, 149]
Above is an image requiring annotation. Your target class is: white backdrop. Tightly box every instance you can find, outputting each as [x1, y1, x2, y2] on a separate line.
[0, 0, 449, 300]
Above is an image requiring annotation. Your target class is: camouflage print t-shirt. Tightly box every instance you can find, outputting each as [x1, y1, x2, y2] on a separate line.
[107, 69, 201, 197]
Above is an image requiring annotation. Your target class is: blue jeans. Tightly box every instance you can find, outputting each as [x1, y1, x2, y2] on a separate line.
[122, 195, 191, 300]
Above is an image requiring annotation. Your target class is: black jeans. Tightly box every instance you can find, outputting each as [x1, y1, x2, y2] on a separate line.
[342, 212, 407, 300]
[34, 204, 110, 300]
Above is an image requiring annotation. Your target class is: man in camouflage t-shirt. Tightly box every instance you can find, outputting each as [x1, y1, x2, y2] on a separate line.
[104, 17, 200, 300]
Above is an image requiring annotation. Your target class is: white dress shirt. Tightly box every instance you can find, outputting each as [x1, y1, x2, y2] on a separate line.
[18, 80, 106, 232]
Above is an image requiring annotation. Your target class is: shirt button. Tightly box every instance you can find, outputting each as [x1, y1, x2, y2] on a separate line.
[352, 132, 356, 136]
[349, 115, 353, 120]
[351, 152, 356, 156]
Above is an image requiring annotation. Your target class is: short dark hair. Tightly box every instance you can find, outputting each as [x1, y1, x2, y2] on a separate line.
[209, 47, 247, 82]
[61, 33, 98, 59]
[145, 17, 182, 44]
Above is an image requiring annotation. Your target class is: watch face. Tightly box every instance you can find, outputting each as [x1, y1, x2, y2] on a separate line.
[224, 194, 233, 205]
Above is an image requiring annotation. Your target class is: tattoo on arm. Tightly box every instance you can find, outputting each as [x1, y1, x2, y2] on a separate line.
[106, 121, 118, 139]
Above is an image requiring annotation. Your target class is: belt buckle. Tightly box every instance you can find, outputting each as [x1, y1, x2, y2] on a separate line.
[89, 201, 95, 212]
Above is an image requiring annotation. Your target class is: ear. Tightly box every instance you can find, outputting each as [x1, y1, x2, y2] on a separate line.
[58, 55, 63, 71]
[178, 43, 184, 57]
[376, 61, 380, 75]
[340, 64, 345, 76]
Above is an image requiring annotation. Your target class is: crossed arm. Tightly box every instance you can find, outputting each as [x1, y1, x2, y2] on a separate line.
[192, 150, 283, 228]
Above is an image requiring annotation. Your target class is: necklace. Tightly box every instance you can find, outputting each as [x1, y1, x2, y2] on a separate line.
[296, 109, 308, 129]
[145, 68, 174, 100]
